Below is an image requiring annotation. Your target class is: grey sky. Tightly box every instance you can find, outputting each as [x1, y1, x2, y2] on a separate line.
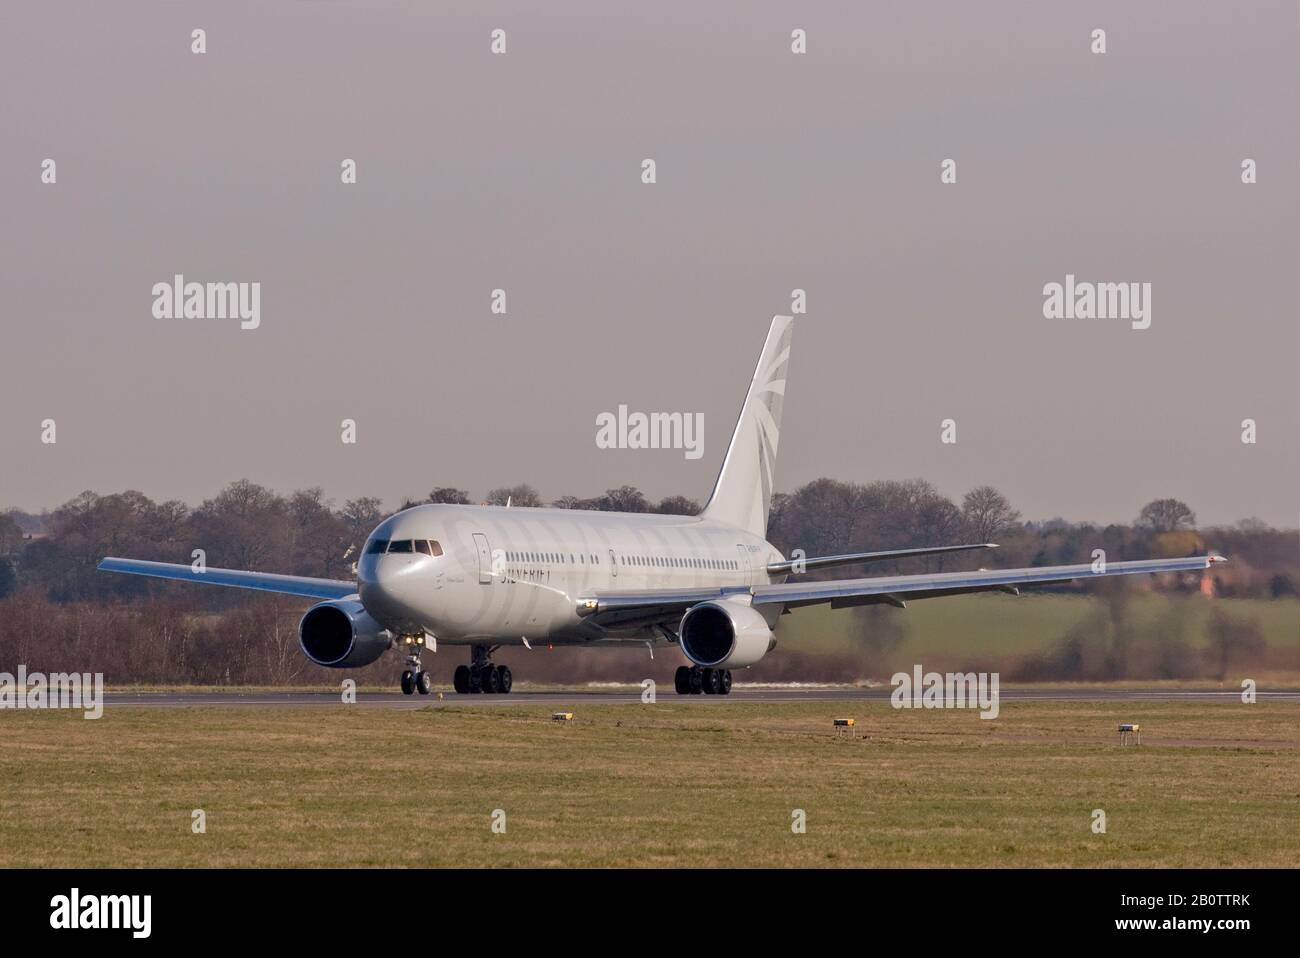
[2, 1, 1296, 527]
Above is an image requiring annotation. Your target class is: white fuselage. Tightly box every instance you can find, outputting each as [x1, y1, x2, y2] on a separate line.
[356, 504, 783, 647]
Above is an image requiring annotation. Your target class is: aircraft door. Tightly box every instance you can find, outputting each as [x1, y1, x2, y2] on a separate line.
[473, 533, 493, 584]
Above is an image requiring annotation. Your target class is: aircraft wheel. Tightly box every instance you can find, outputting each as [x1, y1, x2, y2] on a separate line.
[674, 666, 691, 695]
[688, 667, 703, 695]
[497, 665, 513, 694]
[453, 665, 470, 694]
[700, 668, 720, 695]
[400, 670, 415, 695]
[416, 671, 432, 695]
[468, 667, 483, 693]
[718, 669, 732, 695]
[481, 665, 501, 694]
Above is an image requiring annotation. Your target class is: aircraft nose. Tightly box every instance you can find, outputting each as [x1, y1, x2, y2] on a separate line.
[358, 555, 425, 631]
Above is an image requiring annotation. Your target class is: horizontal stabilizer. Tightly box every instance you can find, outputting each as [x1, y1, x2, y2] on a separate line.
[766, 542, 997, 575]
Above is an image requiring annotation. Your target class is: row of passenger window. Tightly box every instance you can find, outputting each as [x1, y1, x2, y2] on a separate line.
[365, 537, 738, 571]
[624, 554, 738, 571]
[365, 538, 443, 556]
[505, 550, 735, 571]
[507, 551, 599, 565]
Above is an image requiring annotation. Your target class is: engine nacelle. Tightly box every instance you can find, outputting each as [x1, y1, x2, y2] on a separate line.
[299, 599, 392, 668]
[678, 600, 776, 669]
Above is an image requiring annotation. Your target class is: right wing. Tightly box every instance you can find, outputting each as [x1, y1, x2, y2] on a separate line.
[98, 557, 357, 600]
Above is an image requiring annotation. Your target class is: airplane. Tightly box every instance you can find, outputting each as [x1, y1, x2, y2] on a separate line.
[99, 315, 1225, 696]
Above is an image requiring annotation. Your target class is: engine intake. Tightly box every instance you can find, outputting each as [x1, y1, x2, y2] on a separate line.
[299, 599, 392, 668]
[679, 600, 775, 669]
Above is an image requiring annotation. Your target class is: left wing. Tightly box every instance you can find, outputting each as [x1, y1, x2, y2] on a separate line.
[753, 554, 1224, 610]
[98, 557, 357, 600]
[576, 554, 1225, 629]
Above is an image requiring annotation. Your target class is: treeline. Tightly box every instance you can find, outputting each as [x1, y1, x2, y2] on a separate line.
[0, 481, 705, 603]
[0, 479, 1294, 603]
[0, 479, 1294, 686]
[770, 481, 1294, 600]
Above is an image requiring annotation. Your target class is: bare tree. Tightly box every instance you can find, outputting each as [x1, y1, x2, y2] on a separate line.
[340, 496, 384, 552]
[961, 486, 1022, 542]
[189, 480, 291, 572]
[551, 495, 597, 510]
[1137, 498, 1197, 533]
[654, 495, 700, 516]
[486, 484, 542, 508]
[427, 487, 471, 504]
[596, 486, 649, 513]
[288, 488, 350, 578]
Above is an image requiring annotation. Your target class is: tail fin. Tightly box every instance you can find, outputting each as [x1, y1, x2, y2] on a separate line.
[700, 315, 793, 537]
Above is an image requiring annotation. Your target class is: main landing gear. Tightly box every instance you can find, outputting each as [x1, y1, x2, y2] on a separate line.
[452, 644, 513, 695]
[399, 633, 432, 696]
[675, 665, 732, 695]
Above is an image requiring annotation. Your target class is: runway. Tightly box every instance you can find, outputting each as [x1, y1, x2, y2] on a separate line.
[100, 686, 1300, 708]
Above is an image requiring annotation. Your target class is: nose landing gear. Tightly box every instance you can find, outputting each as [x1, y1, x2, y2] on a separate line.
[400, 669, 433, 695]
[674, 665, 732, 695]
[398, 633, 433, 696]
[452, 645, 513, 694]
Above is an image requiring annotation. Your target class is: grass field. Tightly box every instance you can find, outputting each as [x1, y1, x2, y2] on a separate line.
[2, 698, 1297, 868]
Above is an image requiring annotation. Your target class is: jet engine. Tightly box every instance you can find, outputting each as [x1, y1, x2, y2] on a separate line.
[678, 600, 776, 669]
[299, 599, 392, 668]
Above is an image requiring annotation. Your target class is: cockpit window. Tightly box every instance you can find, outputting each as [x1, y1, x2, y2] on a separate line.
[388, 539, 414, 553]
[365, 539, 390, 554]
[414, 540, 431, 555]
[428, 540, 443, 557]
